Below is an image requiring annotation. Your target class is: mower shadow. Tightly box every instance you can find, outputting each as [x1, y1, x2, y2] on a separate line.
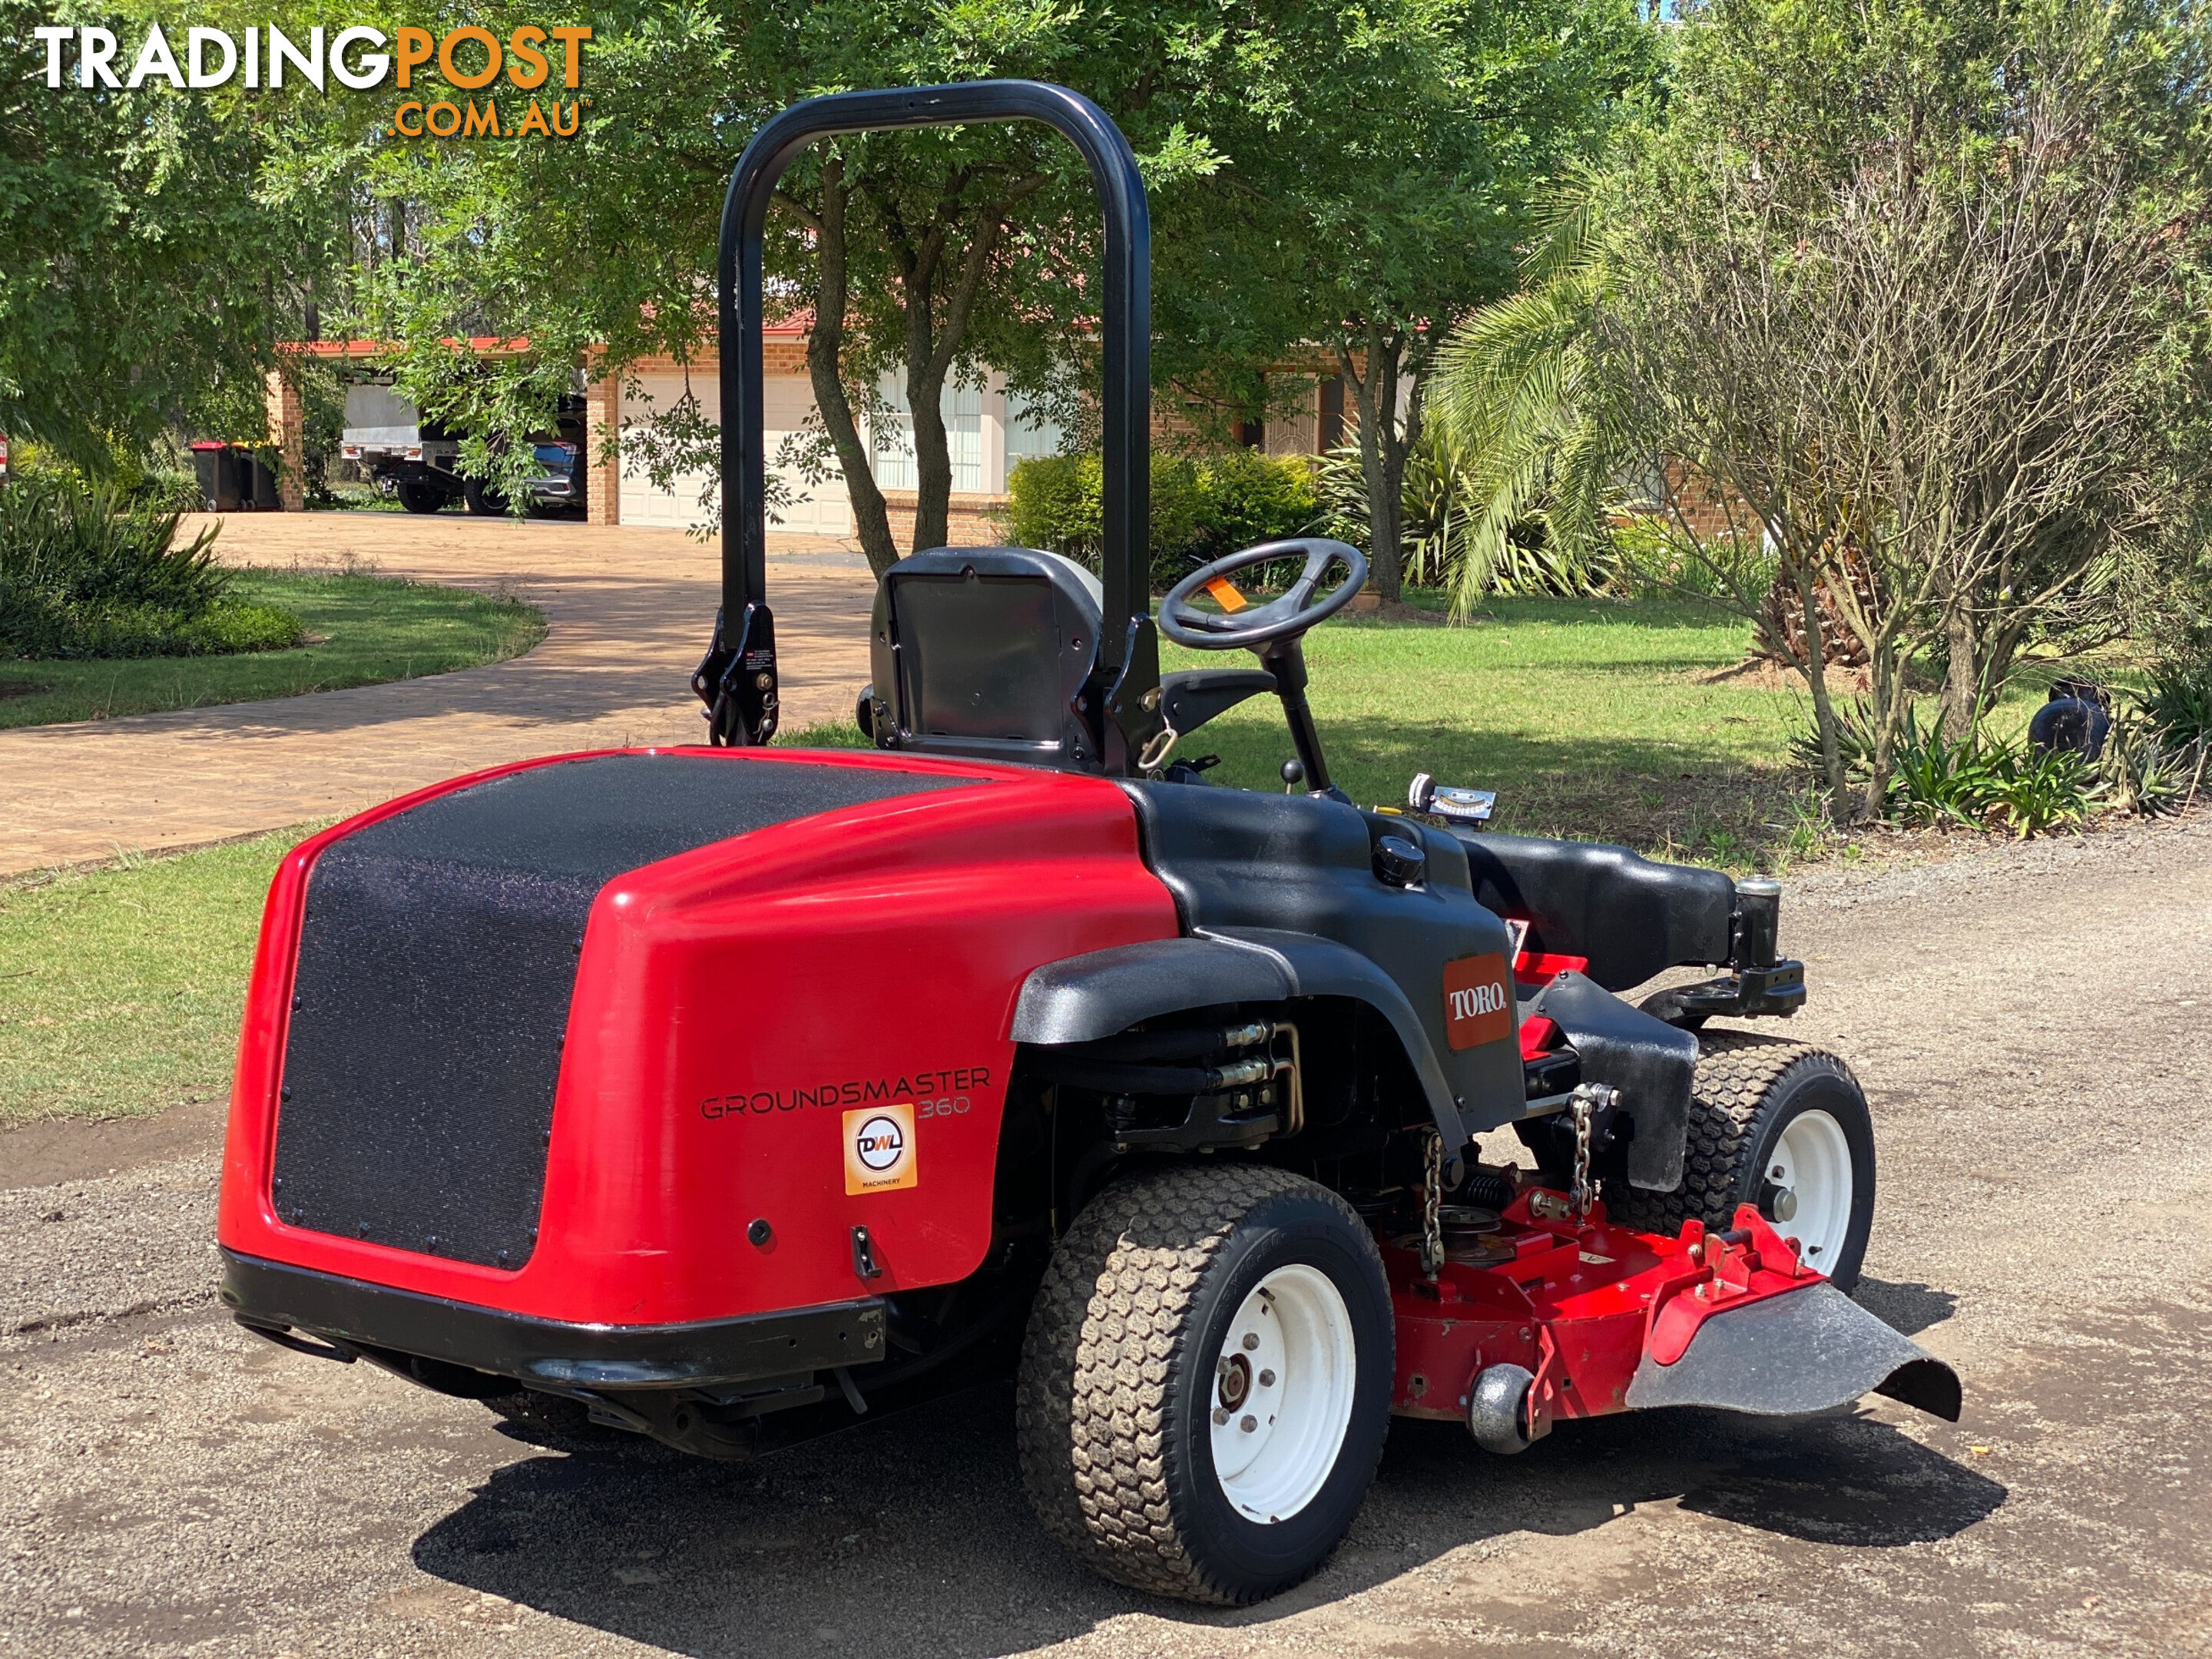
[1853, 1277, 1960, 1337]
[412, 1382, 2003, 1657]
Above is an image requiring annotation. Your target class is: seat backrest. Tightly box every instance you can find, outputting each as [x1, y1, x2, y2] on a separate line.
[866, 546, 1105, 767]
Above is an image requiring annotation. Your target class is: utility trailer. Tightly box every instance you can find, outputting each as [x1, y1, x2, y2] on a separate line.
[219, 82, 1956, 1605]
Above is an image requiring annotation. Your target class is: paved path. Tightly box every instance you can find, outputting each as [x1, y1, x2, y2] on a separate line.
[2, 816, 2209, 1656]
[0, 513, 879, 875]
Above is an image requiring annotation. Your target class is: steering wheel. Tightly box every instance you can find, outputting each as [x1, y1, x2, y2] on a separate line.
[1157, 538, 1369, 651]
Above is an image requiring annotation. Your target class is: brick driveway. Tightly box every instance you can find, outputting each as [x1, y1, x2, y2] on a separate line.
[0, 512, 879, 876]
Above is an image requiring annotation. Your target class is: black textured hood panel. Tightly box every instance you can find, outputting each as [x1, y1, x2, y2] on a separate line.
[271, 754, 976, 1268]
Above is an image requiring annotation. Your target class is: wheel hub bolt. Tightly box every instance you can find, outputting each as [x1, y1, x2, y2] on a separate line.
[1240, 1415, 1257, 1432]
[1258, 1369, 1276, 1388]
[1241, 1333, 1260, 1351]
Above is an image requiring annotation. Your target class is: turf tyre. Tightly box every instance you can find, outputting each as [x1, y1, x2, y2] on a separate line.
[1015, 1164, 1392, 1605]
[395, 478, 448, 514]
[1607, 1031, 1876, 1291]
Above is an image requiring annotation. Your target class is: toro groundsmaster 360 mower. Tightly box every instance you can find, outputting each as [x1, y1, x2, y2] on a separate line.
[217, 81, 1959, 1604]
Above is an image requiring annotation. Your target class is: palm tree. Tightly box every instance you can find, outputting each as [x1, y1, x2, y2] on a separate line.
[1425, 189, 1631, 618]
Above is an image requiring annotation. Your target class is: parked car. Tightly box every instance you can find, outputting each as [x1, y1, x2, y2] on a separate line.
[340, 381, 586, 516]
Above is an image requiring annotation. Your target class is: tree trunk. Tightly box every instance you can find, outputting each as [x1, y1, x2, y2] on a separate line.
[1862, 641, 1909, 820]
[1937, 604, 1979, 740]
[904, 285, 952, 556]
[804, 153, 898, 576]
[893, 184, 1031, 557]
[1794, 559, 1853, 825]
[1340, 329, 1409, 601]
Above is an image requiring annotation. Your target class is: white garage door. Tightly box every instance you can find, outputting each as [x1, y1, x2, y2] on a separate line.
[620, 373, 854, 536]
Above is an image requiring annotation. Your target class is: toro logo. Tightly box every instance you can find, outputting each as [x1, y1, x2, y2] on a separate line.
[1442, 952, 1514, 1050]
[843, 1102, 918, 1195]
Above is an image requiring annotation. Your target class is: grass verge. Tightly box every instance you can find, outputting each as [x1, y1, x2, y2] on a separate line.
[0, 825, 324, 1127]
[0, 568, 545, 729]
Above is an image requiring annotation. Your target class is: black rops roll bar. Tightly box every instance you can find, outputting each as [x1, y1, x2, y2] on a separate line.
[694, 81, 1164, 770]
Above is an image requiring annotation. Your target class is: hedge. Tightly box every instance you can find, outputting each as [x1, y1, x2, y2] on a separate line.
[1003, 449, 1321, 588]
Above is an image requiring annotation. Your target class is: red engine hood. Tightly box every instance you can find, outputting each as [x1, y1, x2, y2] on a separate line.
[218, 747, 1178, 1326]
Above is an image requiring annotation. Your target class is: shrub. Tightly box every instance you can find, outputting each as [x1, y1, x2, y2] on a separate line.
[1978, 746, 2104, 839]
[127, 468, 208, 514]
[1005, 450, 1320, 588]
[2097, 707, 2200, 817]
[0, 478, 303, 659]
[1790, 697, 2107, 836]
[2138, 658, 2212, 745]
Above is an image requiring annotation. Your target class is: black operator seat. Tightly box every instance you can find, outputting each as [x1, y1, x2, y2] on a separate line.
[867, 546, 1108, 769]
[865, 545, 1282, 770]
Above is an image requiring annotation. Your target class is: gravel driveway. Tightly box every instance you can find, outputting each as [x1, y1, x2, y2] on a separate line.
[4, 820, 2209, 1657]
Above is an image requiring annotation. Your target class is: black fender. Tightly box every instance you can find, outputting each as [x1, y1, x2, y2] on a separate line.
[1009, 929, 1469, 1149]
[1453, 831, 1736, 992]
[1528, 970, 1699, 1190]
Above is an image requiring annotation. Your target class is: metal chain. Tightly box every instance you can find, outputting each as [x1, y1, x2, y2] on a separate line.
[1570, 1088, 1594, 1220]
[1420, 1129, 1445, 1279]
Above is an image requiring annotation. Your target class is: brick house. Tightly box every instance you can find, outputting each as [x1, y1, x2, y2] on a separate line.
[276, 331, 1347, 540]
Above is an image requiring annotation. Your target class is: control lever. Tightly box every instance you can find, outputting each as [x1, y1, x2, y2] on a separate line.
[1409, 772, 1495, 825]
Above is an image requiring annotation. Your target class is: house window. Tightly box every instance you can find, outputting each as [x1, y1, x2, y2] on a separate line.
[1004, 390, 1065, 476]
[873, 379, 983, 492]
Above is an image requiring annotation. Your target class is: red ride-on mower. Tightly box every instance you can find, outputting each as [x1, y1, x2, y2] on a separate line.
[217, 81, 1959, 1605]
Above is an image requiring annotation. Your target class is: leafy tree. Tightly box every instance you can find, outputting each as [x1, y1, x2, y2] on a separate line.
[0, 2, 329, 467]
[289, 0, 1651, 584]
[1155, 0, 1657, 599]
[321, 0, 1230, 571]
[1434, 0, 2212, 820]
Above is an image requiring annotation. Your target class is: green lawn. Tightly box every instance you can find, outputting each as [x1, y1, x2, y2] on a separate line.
[781, 598, 1820, 863]
[1160, 597, 1810, 862]
[0, 569, 545, 729]
[0, 826, 318, 1126]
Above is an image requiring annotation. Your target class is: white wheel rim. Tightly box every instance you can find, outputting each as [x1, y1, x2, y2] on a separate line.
[1765, 1108, 1854, 1271]
[1207, 1264, 1356, 1525]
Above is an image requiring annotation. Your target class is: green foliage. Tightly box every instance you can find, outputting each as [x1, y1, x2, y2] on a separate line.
[0, 478, 302, 660]
[2097, 705, 2200, 817]
[286, 0, 1654, 565]
[1151, 0, 1657, 593]
[2138, 657, 2212, 744]
[1979, 747, 2105, 839]
[14, 437, 213, 512]
[1, 569, 546, 729]
[1790, 697, 2107, 836]
[1435, 0, 2212, 823]
[0, 0, 330, 469]
[1606, 512, 1771, 601]
[1004, 451, 1319, 587]
[2094, 658, 2212, 814]
[1316, 436, 1614, 597]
